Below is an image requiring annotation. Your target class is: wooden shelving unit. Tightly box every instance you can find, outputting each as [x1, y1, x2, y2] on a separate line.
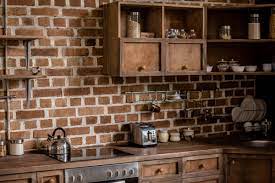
[104, 1, 275, 76]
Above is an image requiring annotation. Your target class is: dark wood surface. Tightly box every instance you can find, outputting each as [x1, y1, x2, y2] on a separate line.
[0, 140, 274, 176]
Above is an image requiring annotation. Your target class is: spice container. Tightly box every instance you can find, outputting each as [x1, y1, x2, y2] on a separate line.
[0, 140, 7, 157]
[219, 25, 231, 40]
[158, 129, 169, 143]
[270, 8, 275, 39]
[127, 12, 141, 38]
[170, 132, 181, 142]
[188, 29, 197, 39]
[248, 14, 260, 40]
[9, 139, 24, 156]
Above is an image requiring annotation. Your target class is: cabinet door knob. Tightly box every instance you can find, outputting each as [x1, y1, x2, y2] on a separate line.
[155, 168, 164, 175]
[48, 178, 56, 183]
[198, 164, 204, 169]
[231, 160, 236, 165]
[181, 65, 188, 70]
[137, 66, 145, 72]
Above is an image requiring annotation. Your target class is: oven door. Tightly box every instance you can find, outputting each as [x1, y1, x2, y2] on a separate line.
[96, 177, 138, 183]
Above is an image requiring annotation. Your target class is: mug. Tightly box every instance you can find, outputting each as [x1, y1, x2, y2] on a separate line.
[262, 64, 272, 72]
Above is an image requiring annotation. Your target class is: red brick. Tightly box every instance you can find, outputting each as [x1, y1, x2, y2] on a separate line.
[100, 134, 111, 143]
[32, 48, 58, 56]
[33, 129, 52, 138]
[38, 17, 50, 26]
[100, 116, 111, 124]
[93, 86, 118, 95]
[78, 107, 104, 116]
[70, 118, 82, 126]
[40, 119, 53, 128]
[78, 68, 102, 76]
[39, 0, 51, 5]
[108, 105, 131, 114]
[8, 18, 19, 26]
[35, 58, 49, 67]
[86, 116, 97, 125]
[55, 0, 66, 6]
[84, 0, 96, 7]
[25, 121, 37, 129]
[38, 39, 51, 46]
[49, 108, 76, 117]
[31, 7, 59, 16]
[98, 97, 110, 105]
[55, 98, 67, 107]
[10, 131, 31, 139]
[84, 19, 96, 27]
[46, 69, 72, 76]
[22, 18, 34, 26]
[86, 136, 96, 144]
[55, 39, 67, 46]
[71, 137, 83, 145]
[37, 79, 50, 87]
[127, 114, 138, 122]
[66, 127, 90, 135]
[70, 0, 81, 6]
[114, 115, 125, 123]
[53, 78, 65, 86]
[8, 7, 27, 16]
[48, 28, 74, 36]
[8, 0, 34, 6]
[70, 98, 81, 106]
[16, 110, 44, 119]
[56, 118, 68, 127]
[33, 89, 62, 97]
[94, 125, 119, 133]
[69, 19, 82, 27]
[63, 48, 89, 56]
[64, 87, 90, 96]
[84, 97, 96, 105]
[77, 28, 103, 37]
[62, 9, 89, 17]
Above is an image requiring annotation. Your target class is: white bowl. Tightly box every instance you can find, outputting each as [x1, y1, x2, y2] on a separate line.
[245, 65, 257, 72]
[232, 66, 245, 73]
[207, 65, 213, 72]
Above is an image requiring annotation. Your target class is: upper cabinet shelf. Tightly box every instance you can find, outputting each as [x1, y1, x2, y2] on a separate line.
[0, 35, 44, 41]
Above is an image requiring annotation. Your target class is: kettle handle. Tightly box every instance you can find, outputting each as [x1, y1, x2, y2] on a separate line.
[52, 127, 66, 138]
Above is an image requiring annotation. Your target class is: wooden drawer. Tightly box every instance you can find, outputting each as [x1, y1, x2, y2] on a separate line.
[0, 173, 36, 183]
[182, 175, 223, 183]
[182, 154, 222, 178]
[140, 158, 182, 179]
[140, 177, 181, 183]
[37, 170, 64, 183]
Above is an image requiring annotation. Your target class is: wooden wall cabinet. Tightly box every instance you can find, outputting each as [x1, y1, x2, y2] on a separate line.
[225, 154, 273, 183]
[104, 2, 204, 76]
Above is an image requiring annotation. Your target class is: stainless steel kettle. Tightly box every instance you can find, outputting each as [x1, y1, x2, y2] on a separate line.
[47, 127, 71, 162]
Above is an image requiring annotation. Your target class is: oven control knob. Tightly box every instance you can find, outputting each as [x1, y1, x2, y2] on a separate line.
[77, 174, 83, 182]
[122, 169, 127, 176]
[114, 169, 119, 177]
[106, 170, 113, 178]
[129, 168, 135, 176]
[70, 175, 76, 183]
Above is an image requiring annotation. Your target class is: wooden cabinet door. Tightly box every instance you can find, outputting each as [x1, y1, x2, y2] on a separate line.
[166, 40, 203, 74]
[0, 173, 36, 183]
[226, 155, 272, 183]
[182, 154, 223, 178]
[139, 158, 182, 181]
[37, 170, 64, 183]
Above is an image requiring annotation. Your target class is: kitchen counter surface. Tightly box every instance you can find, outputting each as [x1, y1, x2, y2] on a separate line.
[0, 138, 275, 176]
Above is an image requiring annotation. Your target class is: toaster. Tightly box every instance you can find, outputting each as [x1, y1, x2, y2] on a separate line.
[130, 123, 157, 147]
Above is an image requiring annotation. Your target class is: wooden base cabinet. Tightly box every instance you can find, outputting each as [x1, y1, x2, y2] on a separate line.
[0, 173, 36, 183]
[182, 175, 223, 183]
[225, 154, 273, 183]
[37, 170, 64, 183]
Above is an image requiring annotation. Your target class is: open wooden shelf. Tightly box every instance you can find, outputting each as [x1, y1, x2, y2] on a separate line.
[207, 39, 275, 43]
[0, 74, 46, 80]
[0, 35, 44, 41]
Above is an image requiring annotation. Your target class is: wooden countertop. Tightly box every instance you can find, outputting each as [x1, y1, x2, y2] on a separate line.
[0, 140, 274, 176]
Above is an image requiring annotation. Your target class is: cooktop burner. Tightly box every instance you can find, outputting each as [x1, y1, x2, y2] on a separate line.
[69, 147, 132, 162]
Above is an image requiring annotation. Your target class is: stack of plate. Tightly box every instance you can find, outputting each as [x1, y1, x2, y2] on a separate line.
[231, 96, 266, 122]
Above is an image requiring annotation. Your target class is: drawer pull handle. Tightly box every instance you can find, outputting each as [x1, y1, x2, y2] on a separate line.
[198, 164, 204, 169]
[231, 160, 236, 165]
[155, 168, 164, 175]
[137, 66, 145, 72]
[48, 178, 56, 183]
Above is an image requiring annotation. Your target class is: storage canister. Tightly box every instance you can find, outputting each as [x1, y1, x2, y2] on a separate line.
[9, 139, 24, 155]
[248, 13, 261, 39]
[0, 140, 7, 157]
[158, 129, 169, 143]
[127, 12, 141, 38]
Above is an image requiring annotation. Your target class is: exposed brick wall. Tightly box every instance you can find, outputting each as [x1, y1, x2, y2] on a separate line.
[0, 0, 255, 150]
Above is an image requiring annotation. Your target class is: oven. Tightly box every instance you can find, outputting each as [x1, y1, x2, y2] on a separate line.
[65, 162, 139, 183]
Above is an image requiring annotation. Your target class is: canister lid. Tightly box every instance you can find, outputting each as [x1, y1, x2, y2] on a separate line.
[0, 140, 5, 146]
[9, 139, 24, 144]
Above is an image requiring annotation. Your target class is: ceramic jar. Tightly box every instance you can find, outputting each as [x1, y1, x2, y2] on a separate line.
[158, 130, 169, 143]
[170, 132, 181, 142]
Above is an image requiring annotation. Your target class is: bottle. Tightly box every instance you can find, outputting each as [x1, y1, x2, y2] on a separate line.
[127, 12, 141, 38]
[0, 140, 7, 157]
[248, 14, 261, 40]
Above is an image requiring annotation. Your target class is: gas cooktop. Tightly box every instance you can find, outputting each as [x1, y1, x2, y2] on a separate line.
[55, 147, 133, 162]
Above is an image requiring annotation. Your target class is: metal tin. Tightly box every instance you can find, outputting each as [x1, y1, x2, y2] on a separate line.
[9, 139, 24, 144]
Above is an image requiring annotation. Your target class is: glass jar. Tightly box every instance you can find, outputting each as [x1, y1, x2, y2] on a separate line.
[219, 25, 231, 40]
[0, 140, 6, 157]
[248, 14, 260, 39]
[127, 12, 141, 38]
[188, 29, 197, 39]
[158, 129, 169, 143]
